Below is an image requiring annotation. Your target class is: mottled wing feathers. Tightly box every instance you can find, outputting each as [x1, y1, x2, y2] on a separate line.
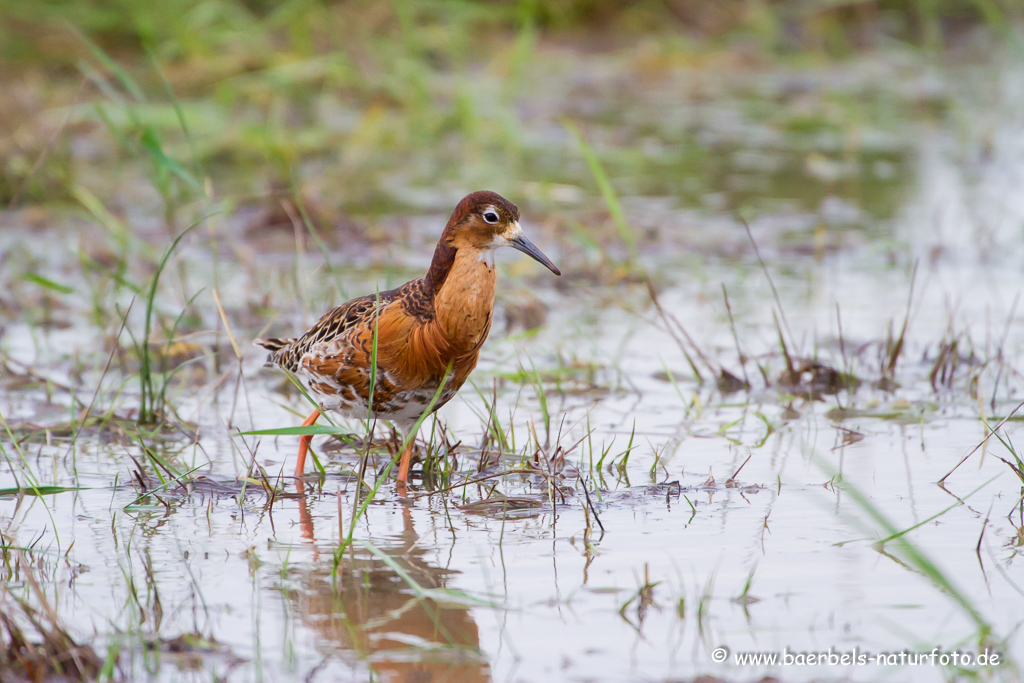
[256, 289, 394, 374]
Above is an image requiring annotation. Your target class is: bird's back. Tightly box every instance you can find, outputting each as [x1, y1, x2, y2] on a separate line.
[257, 287, 400, 374]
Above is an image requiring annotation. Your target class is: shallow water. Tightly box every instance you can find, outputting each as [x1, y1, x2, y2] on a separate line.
[2, 45, 1024, 683]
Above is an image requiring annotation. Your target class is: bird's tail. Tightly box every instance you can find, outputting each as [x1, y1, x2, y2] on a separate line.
[254, 337, 291, 352]
[254, 337, 295, 368]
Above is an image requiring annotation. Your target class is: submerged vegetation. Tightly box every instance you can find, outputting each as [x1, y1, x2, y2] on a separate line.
[2, 1, 1024, 681]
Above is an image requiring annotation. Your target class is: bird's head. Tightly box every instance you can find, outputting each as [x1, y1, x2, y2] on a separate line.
[443, 190, 561, 276]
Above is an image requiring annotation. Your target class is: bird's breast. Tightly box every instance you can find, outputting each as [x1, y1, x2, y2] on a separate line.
[433, 250, 497, 355]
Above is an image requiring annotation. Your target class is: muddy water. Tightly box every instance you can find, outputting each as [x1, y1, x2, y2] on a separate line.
[2, 49, 1024, 683]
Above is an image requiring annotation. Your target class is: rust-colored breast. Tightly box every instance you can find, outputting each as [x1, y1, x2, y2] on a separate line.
[432, 249, 497, 354]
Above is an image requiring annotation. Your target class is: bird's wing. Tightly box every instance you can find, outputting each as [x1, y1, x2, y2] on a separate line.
[261, 290, 392, 374]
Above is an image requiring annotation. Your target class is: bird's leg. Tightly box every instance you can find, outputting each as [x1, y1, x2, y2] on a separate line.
[295, 409, 321, 477]
[396, 423, 416, 483]
[397, 439, 414, 483]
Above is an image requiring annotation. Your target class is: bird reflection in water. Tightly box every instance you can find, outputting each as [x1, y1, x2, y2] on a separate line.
[291, 490, 490, 682]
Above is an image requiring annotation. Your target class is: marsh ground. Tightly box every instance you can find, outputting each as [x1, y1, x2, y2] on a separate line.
[2, 3, 1024, 682]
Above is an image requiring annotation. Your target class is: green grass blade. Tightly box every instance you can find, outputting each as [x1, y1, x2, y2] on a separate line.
[565, 120, 638, 265]
[359, 539, 501, 609]
[240, 425, 352, 437]
[813, 449, 991, 633]
[138, 215, 212, 423]
[368, 288, 380, 418]
[138, 127, 201, 192]
[24, 272, 74, 294]
[0, 486, 88, 497]
[124, 464, 205, 508]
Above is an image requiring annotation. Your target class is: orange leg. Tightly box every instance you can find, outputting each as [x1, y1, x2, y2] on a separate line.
[397, 439, 414, 483]
[295, 409, 321, 477]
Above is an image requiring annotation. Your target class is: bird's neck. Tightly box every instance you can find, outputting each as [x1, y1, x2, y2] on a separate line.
[426, 236, 458, 292]
[430, 246, 497, 355]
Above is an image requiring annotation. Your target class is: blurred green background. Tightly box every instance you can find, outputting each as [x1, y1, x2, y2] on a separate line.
[0, 0, 1020, 245]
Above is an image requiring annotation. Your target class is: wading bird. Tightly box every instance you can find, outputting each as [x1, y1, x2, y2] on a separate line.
[257, 191, 560, 483]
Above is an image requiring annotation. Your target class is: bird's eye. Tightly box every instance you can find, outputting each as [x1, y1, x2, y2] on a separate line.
[483, 211, 499, 224]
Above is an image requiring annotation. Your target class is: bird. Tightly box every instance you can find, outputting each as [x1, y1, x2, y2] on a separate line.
[256, 191, 560, 483]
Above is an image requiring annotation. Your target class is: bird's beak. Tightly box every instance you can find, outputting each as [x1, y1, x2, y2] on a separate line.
[508, 228, 561, 276]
